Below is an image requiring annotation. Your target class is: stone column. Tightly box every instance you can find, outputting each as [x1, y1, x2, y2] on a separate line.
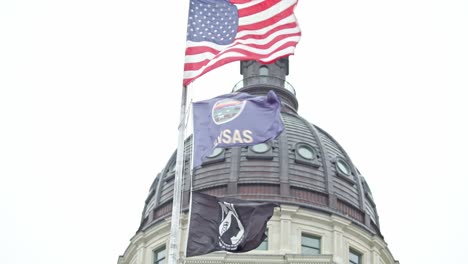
[371, 245, 382, 264]
[330, 216, 349, 264]
[136, 242, 147, 264]
[279, 205, 298, 254]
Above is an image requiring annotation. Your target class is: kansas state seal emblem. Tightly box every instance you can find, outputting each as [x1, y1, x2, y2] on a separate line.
[212, 98, 246, 125]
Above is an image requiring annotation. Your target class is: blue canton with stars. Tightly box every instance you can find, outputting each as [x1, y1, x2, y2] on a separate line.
[187, 0, 238, 45]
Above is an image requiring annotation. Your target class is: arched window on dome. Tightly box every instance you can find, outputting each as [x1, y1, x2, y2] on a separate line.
[259, 66, 269, 85]
[259, 66, 269, 75]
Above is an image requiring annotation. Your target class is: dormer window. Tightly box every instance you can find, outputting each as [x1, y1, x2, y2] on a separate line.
[251, 143, 270, 153]
[247, 142, 273, 160]
[207, 147, 223, 158]
[335, 157, 355, 185]
[294, 143, 320, 168]
[337, 159, 351, 176]
[202, 147, 225, 165]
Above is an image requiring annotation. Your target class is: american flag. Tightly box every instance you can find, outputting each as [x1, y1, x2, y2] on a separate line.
[183, 0, 301, 86]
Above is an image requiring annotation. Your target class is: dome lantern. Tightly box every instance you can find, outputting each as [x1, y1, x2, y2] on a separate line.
[233, 58, 299, 112]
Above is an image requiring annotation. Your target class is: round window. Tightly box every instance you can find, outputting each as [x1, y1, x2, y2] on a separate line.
[297, 145, 315, 160]
[336, 159, 351, 176]
[251, 143, 270, 153]
[207, 147, 223, 158]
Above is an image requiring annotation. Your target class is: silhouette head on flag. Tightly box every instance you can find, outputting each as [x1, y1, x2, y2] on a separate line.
[192, 90, 284, 168]
[186, 191, 278, 257]
[183, 0, 301, 85]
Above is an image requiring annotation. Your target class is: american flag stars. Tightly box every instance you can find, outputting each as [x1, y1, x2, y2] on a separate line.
[187, 0, 238, 45]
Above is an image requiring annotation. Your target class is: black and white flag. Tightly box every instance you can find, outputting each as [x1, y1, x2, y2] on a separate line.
[186, 191, 278, 257]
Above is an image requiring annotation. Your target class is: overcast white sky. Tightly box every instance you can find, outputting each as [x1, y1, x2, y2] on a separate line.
[1, 1, 467, 264]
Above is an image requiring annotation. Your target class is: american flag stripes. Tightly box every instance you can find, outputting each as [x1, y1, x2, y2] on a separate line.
[183, 0, 301, 86]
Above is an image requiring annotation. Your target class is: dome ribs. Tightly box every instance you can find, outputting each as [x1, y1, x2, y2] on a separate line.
[283, 113, 327, 195]
[294, 115, 336, 210]
[316, 126, 373, 229]
[239, 146, 280, 183]
[227, 146, 242, 195]
[278, 125, 291, 197]
[138, 100, 381, 235]
[315, 128, 359, 200]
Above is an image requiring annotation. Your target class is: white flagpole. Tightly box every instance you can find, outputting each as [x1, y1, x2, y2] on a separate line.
[184, 97, 196, 258]
[168, 84, 189, 264]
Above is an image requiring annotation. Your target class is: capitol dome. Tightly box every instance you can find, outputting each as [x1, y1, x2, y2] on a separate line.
[118, 58, 398, 264]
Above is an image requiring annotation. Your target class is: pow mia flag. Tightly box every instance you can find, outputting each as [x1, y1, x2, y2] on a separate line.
[192, 90, 284, 169]
[186, 192, 278, 257]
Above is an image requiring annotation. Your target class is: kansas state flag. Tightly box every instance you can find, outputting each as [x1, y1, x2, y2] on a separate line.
[192, 90, 284, 168]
